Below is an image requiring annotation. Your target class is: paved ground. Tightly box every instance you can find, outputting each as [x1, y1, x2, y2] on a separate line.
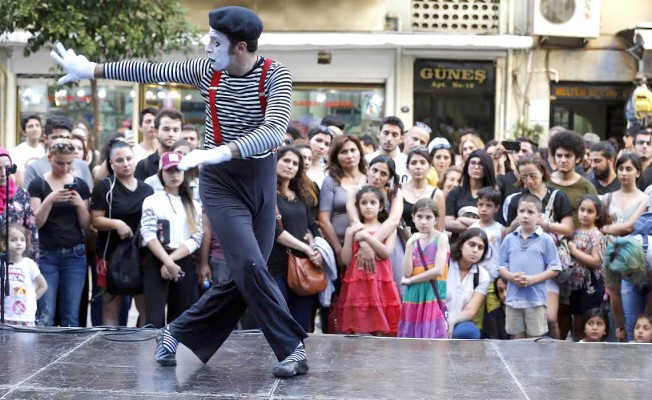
[1, 328, 650, 399]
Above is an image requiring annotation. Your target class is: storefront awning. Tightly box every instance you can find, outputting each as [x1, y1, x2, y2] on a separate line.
[204, 32, 533, 51]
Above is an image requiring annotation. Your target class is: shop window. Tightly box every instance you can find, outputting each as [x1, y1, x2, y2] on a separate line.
[291, 85, 385, 137]
[141, 83, 206, 142]
[17, 81, 134, 147]
[140, 83, 385, 142]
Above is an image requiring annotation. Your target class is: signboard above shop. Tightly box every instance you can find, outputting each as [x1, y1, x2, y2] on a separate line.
[550, 82, 633, 101]
[414, 60, 495, 94]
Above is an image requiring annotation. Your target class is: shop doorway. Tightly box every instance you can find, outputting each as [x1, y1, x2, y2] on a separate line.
[549, 82, 632, 144]
[413, 60, 496, 146]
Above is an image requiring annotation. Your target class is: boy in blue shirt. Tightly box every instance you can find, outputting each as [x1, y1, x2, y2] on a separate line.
[498, 194, 561, 338]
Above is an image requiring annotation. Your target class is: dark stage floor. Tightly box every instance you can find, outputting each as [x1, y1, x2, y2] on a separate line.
[0, 327, 650, 399]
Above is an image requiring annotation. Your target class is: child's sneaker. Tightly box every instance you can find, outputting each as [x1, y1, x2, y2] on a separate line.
[155, 326, 178, 366]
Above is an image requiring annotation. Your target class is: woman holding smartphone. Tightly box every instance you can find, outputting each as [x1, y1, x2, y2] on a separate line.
[28, 138, 91, 327]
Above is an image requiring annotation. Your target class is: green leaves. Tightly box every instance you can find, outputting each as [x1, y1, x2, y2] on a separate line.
[0, 0, 201, 61]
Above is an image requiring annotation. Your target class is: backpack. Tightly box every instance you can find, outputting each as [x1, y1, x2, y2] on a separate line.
[543, 190, 572, 270]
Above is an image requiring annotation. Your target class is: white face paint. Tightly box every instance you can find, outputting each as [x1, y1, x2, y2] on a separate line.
[205, 28, 231, 71]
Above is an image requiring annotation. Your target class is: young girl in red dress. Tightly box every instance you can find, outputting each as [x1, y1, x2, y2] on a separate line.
[337, 186, 401, 335]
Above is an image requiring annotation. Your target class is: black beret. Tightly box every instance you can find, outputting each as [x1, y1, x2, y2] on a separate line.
[208, 6, 263, 41]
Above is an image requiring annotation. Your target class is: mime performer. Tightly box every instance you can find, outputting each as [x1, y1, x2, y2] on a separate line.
[51, 6, 309, 378]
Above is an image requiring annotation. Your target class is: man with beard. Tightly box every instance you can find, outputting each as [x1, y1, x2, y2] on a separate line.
[589, 141, 620, 195]
[634, 129, 652, 191]
[135, 109, 182, 181]
[365, 116, 408, 183]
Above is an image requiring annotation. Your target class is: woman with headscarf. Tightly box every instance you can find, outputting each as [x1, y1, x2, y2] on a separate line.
[0, 147, 39, 261]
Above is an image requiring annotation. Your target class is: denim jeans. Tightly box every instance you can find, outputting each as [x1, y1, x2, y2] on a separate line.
[39, 244, 87, 327]
[621, 279, 650, 341]
[452, 321, 482, 339]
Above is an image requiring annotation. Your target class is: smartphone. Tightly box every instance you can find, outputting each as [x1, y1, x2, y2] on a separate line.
[502, 140, 521, 152]
[64, 183, 78, 191]
[124, 129, 135, 140]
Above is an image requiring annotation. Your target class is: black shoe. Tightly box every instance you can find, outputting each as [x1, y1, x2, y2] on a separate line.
[272, 359, 309, 378]
[155, 328, 177, 366]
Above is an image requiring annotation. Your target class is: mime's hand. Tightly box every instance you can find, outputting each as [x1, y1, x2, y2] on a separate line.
[178, 146, 232, 170]
[50, 42, 97, 85]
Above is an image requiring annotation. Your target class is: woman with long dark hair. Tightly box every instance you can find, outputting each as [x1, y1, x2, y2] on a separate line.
[91, 139, 153, 326]
[345, 154, 404, 295]
[445, 149, 495, 237]
[270, 146, 323, 331]
[140, 151, 203, 328]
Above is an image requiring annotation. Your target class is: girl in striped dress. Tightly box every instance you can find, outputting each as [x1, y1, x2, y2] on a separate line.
[398, 198, 450, 338]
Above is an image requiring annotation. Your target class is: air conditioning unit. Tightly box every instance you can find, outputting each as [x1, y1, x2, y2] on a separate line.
[531, 0, 601, 38]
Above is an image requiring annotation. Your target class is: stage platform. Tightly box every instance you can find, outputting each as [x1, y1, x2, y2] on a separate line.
[0, 327, 650, 399]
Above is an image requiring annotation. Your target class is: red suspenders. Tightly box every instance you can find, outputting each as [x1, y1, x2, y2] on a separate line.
[208, 57, 274, 145]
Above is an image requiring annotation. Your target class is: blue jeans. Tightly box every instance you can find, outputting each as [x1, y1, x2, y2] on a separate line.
[40, 244, 87, 327]
[452, 321, 482, 339]
[621, 279, 650, 341]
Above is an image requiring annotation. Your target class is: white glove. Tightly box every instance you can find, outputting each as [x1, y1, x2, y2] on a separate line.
[50, 42, 97, 85]
[178, 146, 233, 170]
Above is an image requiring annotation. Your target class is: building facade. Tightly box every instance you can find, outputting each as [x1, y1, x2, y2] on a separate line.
[1, 0, 650, 148]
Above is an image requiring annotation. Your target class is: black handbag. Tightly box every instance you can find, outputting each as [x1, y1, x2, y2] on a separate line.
[103, 176, 143, 295]
[106, 232, 143, 295]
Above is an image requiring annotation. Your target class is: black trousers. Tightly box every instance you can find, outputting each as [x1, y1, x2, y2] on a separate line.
[169, 155, 308, 363]
[144, 251, 197, 328]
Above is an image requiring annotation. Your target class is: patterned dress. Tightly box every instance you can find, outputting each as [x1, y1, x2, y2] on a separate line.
[0, 187, 39, 261]
[568, 228, 605, 312]
[398, 235, 450, 338]
[337, 231, 402, 335]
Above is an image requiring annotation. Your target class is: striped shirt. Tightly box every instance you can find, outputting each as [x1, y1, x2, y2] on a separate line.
[104, 57, 292, 158]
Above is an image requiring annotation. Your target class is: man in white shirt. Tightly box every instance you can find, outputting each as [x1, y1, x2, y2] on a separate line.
[365, 116, 409, 184]
[132, 107, 158, 163]
[12, 115, 45, 187]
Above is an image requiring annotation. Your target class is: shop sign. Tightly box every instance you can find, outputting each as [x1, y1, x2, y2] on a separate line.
[550, 83, 632, 101]
[414, 60, 495, 93]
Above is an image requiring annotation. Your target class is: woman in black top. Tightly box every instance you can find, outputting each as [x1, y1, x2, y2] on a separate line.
[29, 139, 91, 327]
[445, 149, 496, 236]
[90, 140, 154, 326]
[270, 147, 323, 331]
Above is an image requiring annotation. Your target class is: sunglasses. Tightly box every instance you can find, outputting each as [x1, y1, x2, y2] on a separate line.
[416, 122, 432, 134]
[50, 143, 75, 152]
[431, 143, 452, 150]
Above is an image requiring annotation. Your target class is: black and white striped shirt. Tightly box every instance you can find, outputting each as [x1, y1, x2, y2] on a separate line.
[104, 57, 292, 158]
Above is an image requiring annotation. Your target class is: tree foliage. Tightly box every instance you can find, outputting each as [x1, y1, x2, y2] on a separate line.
[0, 0, 200, 143]
[0, 0, 200, 61]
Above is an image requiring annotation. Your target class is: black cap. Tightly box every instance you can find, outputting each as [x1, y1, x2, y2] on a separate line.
[208, 6, 263, 41]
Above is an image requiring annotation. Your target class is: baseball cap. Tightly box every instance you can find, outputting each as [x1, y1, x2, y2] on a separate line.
[160, 151, 182, 171]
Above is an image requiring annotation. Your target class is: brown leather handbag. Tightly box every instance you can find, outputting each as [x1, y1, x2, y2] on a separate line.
[287, 250, 327, 295]
[276, 206, 327, 296]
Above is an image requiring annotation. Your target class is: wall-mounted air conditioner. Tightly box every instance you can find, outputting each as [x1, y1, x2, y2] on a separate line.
[531, 0, 601, 38]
